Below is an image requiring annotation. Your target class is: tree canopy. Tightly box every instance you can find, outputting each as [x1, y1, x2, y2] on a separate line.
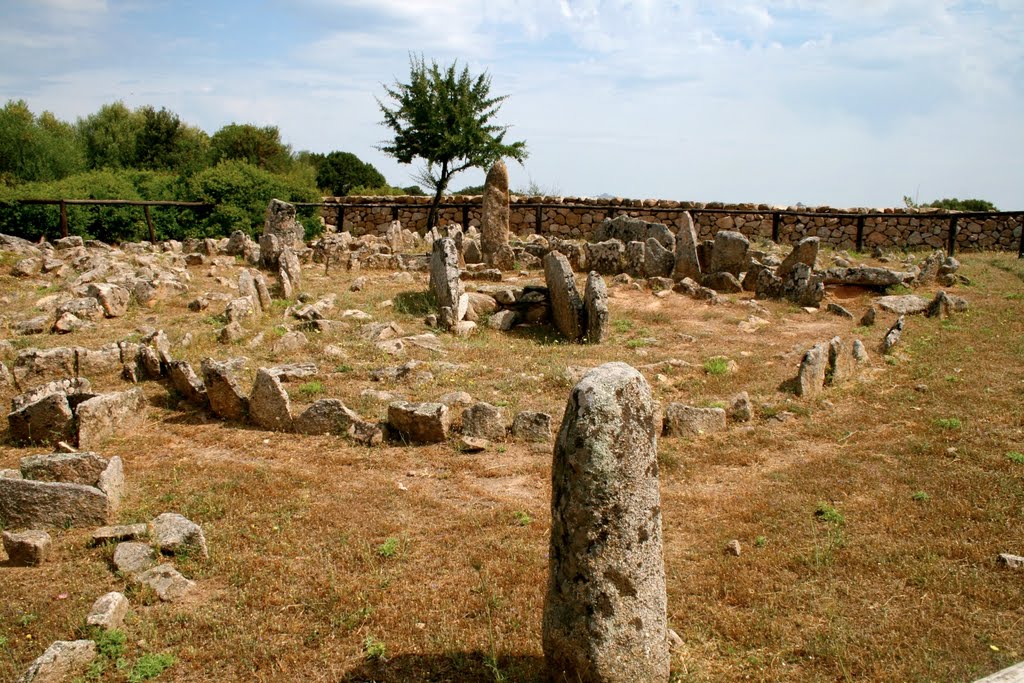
[377, 55, 527, 228]
[904, 195, 998, 212]
[310, 151, 387, 196]
[209, 123, 293, 173]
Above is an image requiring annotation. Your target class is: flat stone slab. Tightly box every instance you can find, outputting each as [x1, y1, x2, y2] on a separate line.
[0, 478, 112, 529]
[876, 295, 929, 315]
[76, 388, 145, 449]
[91, 523, 149, 546]
[113, 541, 156, 576]
[151, 512, 209, 559]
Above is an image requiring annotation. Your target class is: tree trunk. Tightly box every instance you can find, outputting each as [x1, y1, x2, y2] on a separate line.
[426, 161, 449, 232]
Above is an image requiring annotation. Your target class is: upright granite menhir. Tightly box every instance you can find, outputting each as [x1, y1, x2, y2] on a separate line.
[543, 362, 669, 682]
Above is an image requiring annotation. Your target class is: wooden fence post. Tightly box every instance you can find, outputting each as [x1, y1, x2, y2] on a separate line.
[144, 205, 156, 243]
[535, 205, 543, 234]
[59, 200, 68, 238]
[1018, 215, 1024, 259]
[855, 215, 865, 253]
[947, 215, 959, 256]
[771, 212, 780, 243]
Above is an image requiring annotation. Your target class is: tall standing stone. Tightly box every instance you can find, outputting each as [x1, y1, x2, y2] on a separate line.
[263, 199, 304, 249]
[480, 160, 515, 270]
[673, 212, 701, 280]
[583, 271, 609, 344]
[430, 238, 466, 331]
[777, 236, 820, 280]
[544, 362, 669, 682]
[543, 251, 584, 342]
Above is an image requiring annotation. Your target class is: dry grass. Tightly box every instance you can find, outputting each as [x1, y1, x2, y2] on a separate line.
[1, 248, 1023, 682]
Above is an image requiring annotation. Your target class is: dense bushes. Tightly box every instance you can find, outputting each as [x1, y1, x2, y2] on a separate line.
[0, 99, 405, 243]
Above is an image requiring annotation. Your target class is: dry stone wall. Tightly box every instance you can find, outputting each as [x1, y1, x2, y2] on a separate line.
[320, 196, 1023, 253]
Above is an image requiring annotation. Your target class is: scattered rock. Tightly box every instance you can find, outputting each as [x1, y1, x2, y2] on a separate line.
[725, 539, 742, 557]
[113, 541, 157, 575]
[997, 553, 1024, 569]
[511, 411, 552, 443]
[882, 316, 905, 354]
[168, 360, 208, 406]
[708, 230, 749, 277]
[151, 512, 209, 559]
[458, 435, 490, 453]
[583, 271, 609, 344]
[462, 402, 506, 441]
[826, 303, 855, 319]
[727, 392, 753, 422]
[91, 523, 148, 546]
[859, 306, 877, 326]
[135, 564, 196, 602]
[16, 639, 97, 683]
[387, 401, 450, 443]
[86, 592, 129, 630]
[2, 529, 52, 566]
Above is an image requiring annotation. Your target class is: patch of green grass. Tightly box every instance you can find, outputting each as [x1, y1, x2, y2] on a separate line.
[335, 363, 353, 373]
[512, 511, 532, 527]
[1007, 452, 1024, 464]
[364, 635, 387, 661]
[272, 325, 288, 337]
[912, 491, 931, 502]
[625, 338, 651, 349]
[703, 356, 731, 376]
[94, 628, 127, 659]
[128, 653, 175, 682]
[815, 502, 845, 525]
[1004, 293, 1024, 301]
[754, 535, 767, 548]
[393, 290, 437, 316]
[613, 319, 634, 333]
[935, 417, 962, 430]
[298, 380, 324, 397]
[885, 283, 913, 295]
[377, 537, 400, 558]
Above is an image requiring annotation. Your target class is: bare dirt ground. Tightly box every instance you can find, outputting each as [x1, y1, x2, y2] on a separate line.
[1, 243, 1022, 682]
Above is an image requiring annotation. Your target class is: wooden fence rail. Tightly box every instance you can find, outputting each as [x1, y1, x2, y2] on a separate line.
[3, 199, 214, 242]
[295, 201, 1024, 258]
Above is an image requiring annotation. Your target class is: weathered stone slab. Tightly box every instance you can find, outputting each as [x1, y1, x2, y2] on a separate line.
[2, 529, 52, 566]
[663, 404, 728, 437]
[511, 411, 552, 443]
[595, 215, 674, 251]
[462, 402, 506, 441]
[85, 283, 130, 318]
[672, 211, 701, 281]
[882, 316, 905, 354]
[168, 360, 208, 406]
[708, 230, 749, 277]
[544, 362, 669, 682]
[824, 266, 914, 288]
[0, 478, 111, 528]
[585, 239, 625, 275]
[430, 238, 464, 330]
[249, 368, 293, 431]
[481, 160, 514, 270]
[543, 251, 584, 342]
[201, 358, 249, 421]
[113, 541, 156, 575]
[796, 342, 828, 397]
[13, 347, 76, 389]
[387, 401, 449, 443]
[8, 393, 75, 445]
[877, 295, 929, 315]
[777, 236, 819, 280]
[19, 452, 107, 484]
[91, 523, 148, 546]
[76, 388, 145, 449]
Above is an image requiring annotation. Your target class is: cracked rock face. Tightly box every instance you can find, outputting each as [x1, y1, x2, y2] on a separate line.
[543, 362, 669, 683]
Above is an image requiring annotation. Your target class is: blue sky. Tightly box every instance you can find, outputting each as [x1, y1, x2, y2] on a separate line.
[1, 0, 1022, 208]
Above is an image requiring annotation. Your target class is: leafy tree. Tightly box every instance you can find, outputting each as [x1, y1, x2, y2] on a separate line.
[377, 55, 527, 229]
[209, 123, 292, 173]
[133, 106, 210, 174]
[0, 100, 85, 184]
[310, 150, 387, 196]
[78, 102, 143, 170]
